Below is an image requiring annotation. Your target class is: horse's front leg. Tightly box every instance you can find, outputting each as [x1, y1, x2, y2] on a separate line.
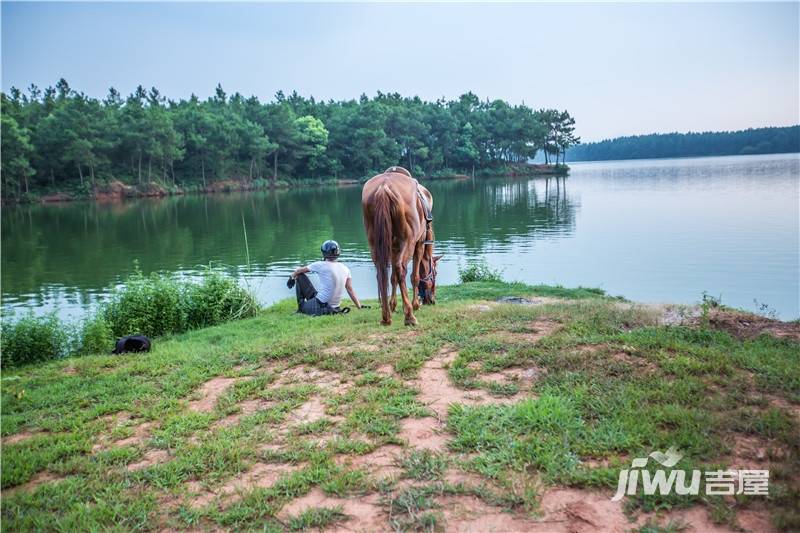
[396, 261, 417, 326]
[411, 241, 424, 311]
[390, 269, 398, 313]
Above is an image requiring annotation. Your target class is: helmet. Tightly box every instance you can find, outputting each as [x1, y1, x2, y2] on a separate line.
[321, 240, 340, 259]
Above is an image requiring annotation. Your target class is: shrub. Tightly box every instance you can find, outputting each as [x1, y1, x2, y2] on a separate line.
[103, 271, 187, 338]
[184, 271, 259, 329]
[458, 260, 503, 283]
[1, 313, 70, 367]
[102, 268, 259, 338]
[79, 315, 114, 355]
[2, 269, 260, 367]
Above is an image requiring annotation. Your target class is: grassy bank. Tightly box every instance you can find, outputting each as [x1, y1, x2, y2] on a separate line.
[1, 269, 258, 367]
[5, 164, 569, 204]
[1, 281, 798, 532]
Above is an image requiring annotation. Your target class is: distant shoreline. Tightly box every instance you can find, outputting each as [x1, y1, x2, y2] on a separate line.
[564, 125, 799, 163]
[566, 150, 800, 165]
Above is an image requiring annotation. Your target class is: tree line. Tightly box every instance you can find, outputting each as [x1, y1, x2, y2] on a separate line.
[566, 126, 799, 162]
[0, 80, 579, 199]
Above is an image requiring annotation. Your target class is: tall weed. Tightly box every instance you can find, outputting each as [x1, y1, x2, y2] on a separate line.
[183, 271, 259, 329]
[1, 313, 69, 367]
[458, 259, 503, 283]
[103, 271, 186, 338]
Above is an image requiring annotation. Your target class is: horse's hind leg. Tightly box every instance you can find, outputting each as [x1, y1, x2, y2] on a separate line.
[411, 241, 424, 311]
[395, 261, 417, 326]
[378, 265, 392, 326]
[390, 269, 398, 313]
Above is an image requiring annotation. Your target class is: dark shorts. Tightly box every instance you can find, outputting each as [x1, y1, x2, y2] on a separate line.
[300, 297, 340, 316]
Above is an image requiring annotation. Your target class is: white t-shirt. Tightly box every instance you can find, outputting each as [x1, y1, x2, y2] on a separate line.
[308, 260, 351, 308]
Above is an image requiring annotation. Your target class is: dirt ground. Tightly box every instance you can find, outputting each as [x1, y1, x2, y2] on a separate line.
[3, 293, 796, 532]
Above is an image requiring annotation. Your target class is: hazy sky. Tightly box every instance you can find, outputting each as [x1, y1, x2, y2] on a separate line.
[2, 2, 798, 141]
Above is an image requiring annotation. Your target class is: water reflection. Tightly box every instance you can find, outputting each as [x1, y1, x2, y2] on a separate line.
[3, 154, 797, 320]
[1, 176, 577, 320]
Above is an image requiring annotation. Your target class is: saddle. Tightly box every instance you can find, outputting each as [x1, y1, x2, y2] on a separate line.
[383, 166, 433, 223]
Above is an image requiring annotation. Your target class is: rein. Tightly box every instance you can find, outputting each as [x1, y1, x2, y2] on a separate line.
[421, 254, 435, 282]
[412, 177, 436, 297]
[415, 179, 434, 246]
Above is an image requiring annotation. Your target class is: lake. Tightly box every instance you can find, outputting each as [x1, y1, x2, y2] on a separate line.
[2, 153, 798, 321]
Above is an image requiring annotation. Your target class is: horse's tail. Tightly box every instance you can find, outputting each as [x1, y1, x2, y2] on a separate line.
[370, 184, 397, 325]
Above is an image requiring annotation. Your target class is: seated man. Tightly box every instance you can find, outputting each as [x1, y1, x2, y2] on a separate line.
[288, 240, 363, 315]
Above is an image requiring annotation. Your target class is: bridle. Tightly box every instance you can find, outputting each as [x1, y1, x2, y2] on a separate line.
[417, 182, 436, 300]
[418, 250, 437, 302]
[420, 252, 436, 282]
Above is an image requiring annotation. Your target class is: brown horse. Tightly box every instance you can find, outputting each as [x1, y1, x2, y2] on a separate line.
[362, 166, 440, 326]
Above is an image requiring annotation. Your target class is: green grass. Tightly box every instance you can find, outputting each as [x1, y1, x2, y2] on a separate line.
[287, 505, 346, 530]
[401, 450, 448, 481]
[2, 281, 798, 532]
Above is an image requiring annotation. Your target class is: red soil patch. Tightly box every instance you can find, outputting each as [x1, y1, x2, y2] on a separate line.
[127, 449, 170, 471]
[40, 192, 74, 203]
[4, 471, 62, 496]
[737, 507, 777, 533]
[113, 422, 154, 448]
[212, 398, 272, 429]
[708, 309, 800, 342]
[645, 506, 739, 533]
[3, 430, 42, 445]
[92, 180, 136, 201]
[536, 487, 740, 533]
[414, 347, 523, 420]
[482, 365, 545, 391]
[609, 351, 658, 374]
[188, 462, 302, 509]
[723, 434, 773, 470]
[93, 415, 154, 451]
[524, 317, 561, 342]
[338, 444, 404, 479]
[416, 347, 470, 418]
[288, 396, 328, 424]
[537, 487, 640, 532]
[323, 343, 381, 355]
[305, 434, 342, 449]
[99, 411, 132, 425]
[260, 443, 284, 454]
[438, 494, 546, 532]
[278, 365, 348, 393]
[492, 317, 561, 345]
[187, 377, 240, 413]
[278, 487, 387, 531]
[399, 417, 449, 451]
[767, 395, 800, 423]
[443, 469, 487, 489]
[376, 363, 396, 376]
[579, 456, 619, 469]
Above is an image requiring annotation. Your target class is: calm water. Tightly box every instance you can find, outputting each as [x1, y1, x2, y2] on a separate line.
[2, 153, 798, 321]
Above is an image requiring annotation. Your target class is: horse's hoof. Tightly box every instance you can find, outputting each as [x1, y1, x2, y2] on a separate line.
[382, 319, 392, 326]
[404, 316, 418, 327]
[412, 301, 420, 311]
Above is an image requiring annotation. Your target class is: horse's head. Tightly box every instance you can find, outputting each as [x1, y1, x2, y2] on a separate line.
[418, 254, 443, 305]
